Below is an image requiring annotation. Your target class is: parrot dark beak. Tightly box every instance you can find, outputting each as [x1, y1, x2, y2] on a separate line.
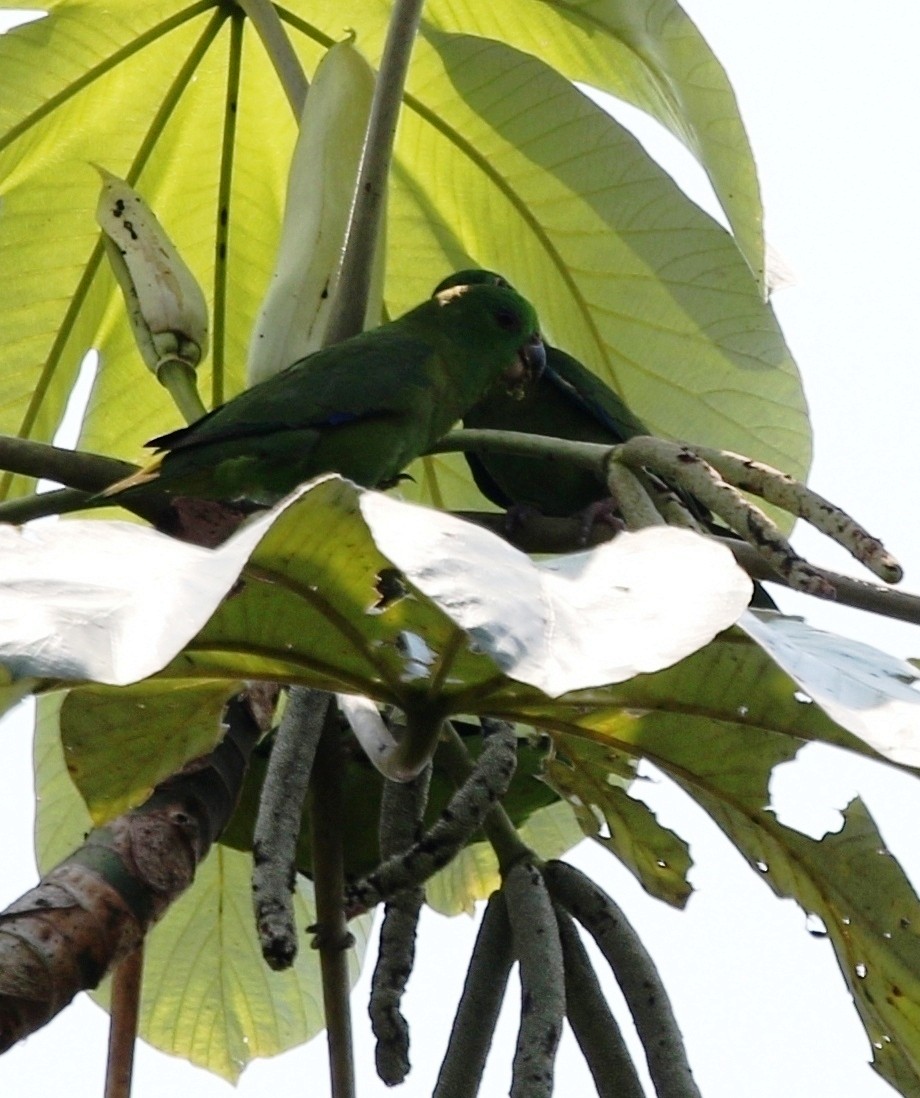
[522, 334, 547, 379]
[506, 334, 546, 381]
[502, 334, 546, 400]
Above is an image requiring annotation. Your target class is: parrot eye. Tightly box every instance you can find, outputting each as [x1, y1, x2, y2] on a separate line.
[494, 307, 521, 332]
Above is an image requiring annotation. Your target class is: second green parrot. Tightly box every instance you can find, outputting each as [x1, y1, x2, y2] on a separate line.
[434, 269, 654, 519]
[106, 282, 545, 506]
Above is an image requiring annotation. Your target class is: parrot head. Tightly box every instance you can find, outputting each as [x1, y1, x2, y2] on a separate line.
[432, 274, 545, 398]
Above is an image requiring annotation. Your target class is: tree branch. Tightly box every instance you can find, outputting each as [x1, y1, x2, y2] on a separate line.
[0, 435, 135, 493]
[252, 688, 329, 969]
[455, 510, 920, 626]
[308, 700, 357, 1098]
[345, 719, 521, 911]
[0, 694, 260, 1052]
[323, 0, 425, 344]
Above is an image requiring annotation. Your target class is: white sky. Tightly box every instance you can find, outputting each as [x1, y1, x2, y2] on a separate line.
[2, 1, 920, 1096]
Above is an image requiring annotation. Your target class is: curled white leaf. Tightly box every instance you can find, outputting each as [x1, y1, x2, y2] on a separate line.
[247, 38, 383, 385]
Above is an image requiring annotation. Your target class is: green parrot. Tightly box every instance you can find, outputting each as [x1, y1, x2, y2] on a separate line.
[435, 270, 775, 607]
[105, 282, 545, 506]
[433, 269, 656, 521]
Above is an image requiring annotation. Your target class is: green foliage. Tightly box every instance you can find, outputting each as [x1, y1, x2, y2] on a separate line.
[2, 2, 919, 1094]
[0, 0, 807, 511]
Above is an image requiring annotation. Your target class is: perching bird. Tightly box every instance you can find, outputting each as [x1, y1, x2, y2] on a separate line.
[433, 269, 654, 520]
[104, 282, 545, 506]
[435, 270, 776, 608]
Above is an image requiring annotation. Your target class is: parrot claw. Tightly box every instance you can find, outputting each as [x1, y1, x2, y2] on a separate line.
[576, 497, 626, 545]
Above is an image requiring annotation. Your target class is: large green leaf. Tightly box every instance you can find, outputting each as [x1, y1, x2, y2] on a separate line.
[415, 0, 766, 284]
[34, 691, 372, 1081]
[15, 478, 745, 803]
[544, 737, 692, 907]
[0, 0, 806, 514]
[512, 636, 920, 1097]
[60, 679, 240, 821]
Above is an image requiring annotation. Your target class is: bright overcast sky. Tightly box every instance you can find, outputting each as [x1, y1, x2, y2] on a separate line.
[2, 2, 920, 1096]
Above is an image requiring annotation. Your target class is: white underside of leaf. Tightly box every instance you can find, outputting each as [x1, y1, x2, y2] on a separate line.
[360, 491, 753, 697]
[739, 609, 920, 767]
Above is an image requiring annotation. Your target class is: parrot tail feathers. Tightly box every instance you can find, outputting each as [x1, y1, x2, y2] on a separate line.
[100, 455, 164, 497]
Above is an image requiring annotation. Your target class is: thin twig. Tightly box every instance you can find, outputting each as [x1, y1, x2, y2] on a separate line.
[436, 720, 532, 874]
[252, 688, 330, 969]
[554, 904, 645, 1098]
[103, 945, 144, 1098]
[346, 719, 520, 911]
[0, 487, 93, 524]
[0, 435, 135, 492]
[369, 768, 432, 1085]
[690, 444, 902, 582]
[545, 860, 702, 1098]
[428, 427, 608, 475]
[606, 462, 665, 528]
[612, 440, 833, 597]
[156, 359, 208, 424]
[433, 891, 515, 1098]
[236, 0, 308, 115]
[308, 699, 356, 1098]
[323, 0, 425, 344]
[504, 863, 565, 1098]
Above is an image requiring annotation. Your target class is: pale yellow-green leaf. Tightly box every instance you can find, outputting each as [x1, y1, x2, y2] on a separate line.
[417, 0, 766, 285]
[544, 737, 692, 907]
[0, 1, 805, 515]
[283, 0, 765, 283]
[34, 692, 89, 870]
[60, 679, 241, 822]
[134, 850, 368, 1082]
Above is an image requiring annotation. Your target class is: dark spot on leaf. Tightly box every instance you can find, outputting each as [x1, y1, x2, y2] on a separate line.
[113, 199, 125, 218]
[123, 219, 138, 241]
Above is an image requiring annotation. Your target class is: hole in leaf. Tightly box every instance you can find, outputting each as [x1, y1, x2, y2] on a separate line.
[805, 913, 827, 937]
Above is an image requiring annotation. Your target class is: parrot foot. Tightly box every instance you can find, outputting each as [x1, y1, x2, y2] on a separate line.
[576, 497, 627, 545]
